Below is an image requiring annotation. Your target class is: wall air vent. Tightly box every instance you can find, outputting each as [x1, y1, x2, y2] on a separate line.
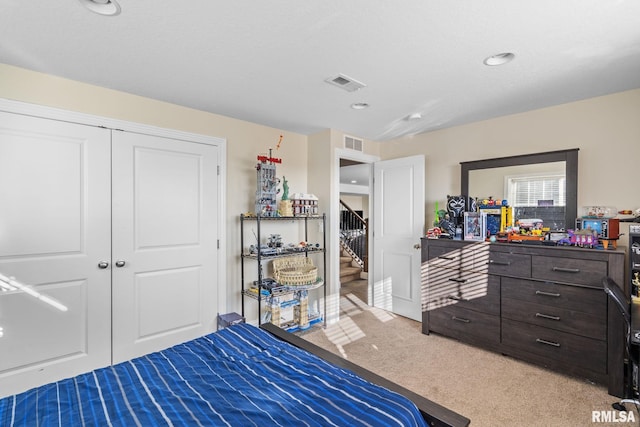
[344, 135, 363, 152]
[325, 74, 366, 92]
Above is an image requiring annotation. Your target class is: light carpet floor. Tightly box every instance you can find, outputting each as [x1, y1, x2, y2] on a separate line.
[300, 280, 637, 427]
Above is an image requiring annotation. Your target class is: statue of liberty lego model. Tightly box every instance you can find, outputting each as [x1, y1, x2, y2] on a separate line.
[278, 176, 293, 216]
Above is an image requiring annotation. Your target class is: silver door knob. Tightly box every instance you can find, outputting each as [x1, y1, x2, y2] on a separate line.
[115, 260, 126, 268]
[414, 243, 421, 249]
[98, 262, 109, 269]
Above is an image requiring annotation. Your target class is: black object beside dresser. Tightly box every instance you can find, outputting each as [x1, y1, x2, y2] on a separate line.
[421, 237, 626, 397]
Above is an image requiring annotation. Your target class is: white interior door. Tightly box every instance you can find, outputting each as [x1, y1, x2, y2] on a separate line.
[0, 112, 112, 397]
[372, 155, 424, 321]
[111, 131, 219, 363]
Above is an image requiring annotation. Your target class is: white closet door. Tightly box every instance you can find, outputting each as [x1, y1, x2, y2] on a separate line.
[0, 112, 112, 397]
[111, 131, 219, 363]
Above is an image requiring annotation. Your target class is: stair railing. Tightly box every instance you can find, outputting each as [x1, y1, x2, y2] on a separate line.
[339, 199, 368, 272]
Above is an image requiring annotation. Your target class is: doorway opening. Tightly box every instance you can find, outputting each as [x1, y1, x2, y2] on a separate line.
[333, 150, 378, 314]
[339, 158, 369, 305]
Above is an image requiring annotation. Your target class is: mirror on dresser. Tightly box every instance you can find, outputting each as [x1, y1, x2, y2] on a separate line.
[460, 149, 579, 231]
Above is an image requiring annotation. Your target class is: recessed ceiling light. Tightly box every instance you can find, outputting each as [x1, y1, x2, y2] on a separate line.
[483, 52, 515, 66]
[351, 103, 370, 110]
[78, 0, 121, 16]
[406, 113, 422, 121]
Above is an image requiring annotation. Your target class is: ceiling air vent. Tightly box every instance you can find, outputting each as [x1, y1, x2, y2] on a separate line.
[325, 74, 366, 92]
[344, 135, 363, 152]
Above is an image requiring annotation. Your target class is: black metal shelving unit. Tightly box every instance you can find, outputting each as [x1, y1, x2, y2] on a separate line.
[240, 213, 327, 331]
[630, 232, 640, 297]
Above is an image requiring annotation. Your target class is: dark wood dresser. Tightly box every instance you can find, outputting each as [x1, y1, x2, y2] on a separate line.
[421, 238, 626, 397]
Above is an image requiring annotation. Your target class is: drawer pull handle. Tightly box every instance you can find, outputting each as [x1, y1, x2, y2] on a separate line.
[488, 260, 511, 266]
[552, 267, 580, 273]
[536, 312, 561, 321]
[536, 338, 560, 347]
[535, 290, 561, 298]
[452, 316, 470, 323]
[448, 278, 467, 284]
[448, 295, 469, 302]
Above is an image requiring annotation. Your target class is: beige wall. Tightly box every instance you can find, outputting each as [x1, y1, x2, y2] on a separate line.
[380, 89, 640, 245]
[0, 63, 309, 317]
[3, 61, 639, 316]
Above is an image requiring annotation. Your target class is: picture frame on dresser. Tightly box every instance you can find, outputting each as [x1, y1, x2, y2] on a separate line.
[463, 212, 484, 241]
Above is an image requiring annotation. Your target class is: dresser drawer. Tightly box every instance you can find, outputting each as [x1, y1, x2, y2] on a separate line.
[428, 244, 459, 260]
[531, 255, 607, 287]
[427, 244, 476, 271]
[485, 250, 531, 277]
[425, 268, 499, 315]
[502, 297, 606, 340]
[502, 319, 606, 374]
[501, 277, 606, 315]
[429, 305, 500, 347]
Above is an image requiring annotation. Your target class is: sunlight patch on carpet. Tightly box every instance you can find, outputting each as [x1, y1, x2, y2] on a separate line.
[340, 292, 370, 316]
[322, 315, 366, 356]
[369, 306, 396, 322]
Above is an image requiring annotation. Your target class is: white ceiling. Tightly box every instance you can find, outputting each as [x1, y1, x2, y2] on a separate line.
[2, 1, 640, 141]
[340, 163, 370, 188]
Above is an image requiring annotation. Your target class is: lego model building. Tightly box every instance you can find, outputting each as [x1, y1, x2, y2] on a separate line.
[255, 148, 281, 217]
[278, 176, 293, 216]
[479, 197, 513, 237]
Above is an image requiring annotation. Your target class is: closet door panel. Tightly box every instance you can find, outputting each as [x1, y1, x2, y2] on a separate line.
[111, 131, 219, 363]
[0, 111, 111, 397]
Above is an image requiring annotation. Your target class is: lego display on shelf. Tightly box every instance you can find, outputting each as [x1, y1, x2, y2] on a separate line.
[240, 213, 326, 332]
[278, 176, 293, 216]
[581, 206, 617, 218]
[631, 235, 640, 297]
[290, 193, 319, 216]
[272, 256, 318, 287]
[254, 148, 281, 217]
[618, 208, 640, 222]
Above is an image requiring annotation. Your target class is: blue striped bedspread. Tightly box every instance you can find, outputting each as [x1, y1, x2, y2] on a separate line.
[1, 323, 428, 426]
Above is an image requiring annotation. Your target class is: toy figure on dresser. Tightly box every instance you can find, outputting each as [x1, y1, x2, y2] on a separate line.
[438, 213, 456, 238]
[467, 196, 478, 213]
[556, 228, 599, 248]
[446, 195, 467, 239]
[431, 208, 454, 238]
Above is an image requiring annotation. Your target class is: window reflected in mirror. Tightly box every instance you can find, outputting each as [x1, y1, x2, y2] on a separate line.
[469, 161, 567, 230]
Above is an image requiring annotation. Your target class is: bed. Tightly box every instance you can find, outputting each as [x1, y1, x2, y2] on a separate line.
[0, 322, 469, 427]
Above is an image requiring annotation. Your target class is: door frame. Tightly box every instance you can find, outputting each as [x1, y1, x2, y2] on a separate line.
[0, 98, 227, 316]
[332, 149, 379, 319]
